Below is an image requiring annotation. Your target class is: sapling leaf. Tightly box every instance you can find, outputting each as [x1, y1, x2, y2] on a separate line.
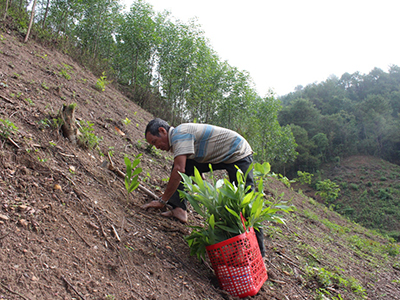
[132, 167, 142, 176]
[209, 214, 215, 230]
[217, 224, 241, 234]
[124, 155, 142, 195]
[225, 206, 240, 219]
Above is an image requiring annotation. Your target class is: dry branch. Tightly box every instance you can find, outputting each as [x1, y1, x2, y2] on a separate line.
[61, 276, 86, 300]
[0, 94, 14, 104]
[62, 214, 91, 248]
[7, 137, 19, 148]
[0, 281, 32, 300]
[111, 224, 121, 242]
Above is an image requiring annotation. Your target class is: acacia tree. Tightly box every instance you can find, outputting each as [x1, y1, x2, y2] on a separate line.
[185, 39, 224, 123]
[215, 66, 256, 130]
[115, 1, 158, 89]
[73, 0, 121, 66]
[44, 0, 81, 37]
[156, 16, 202, 124]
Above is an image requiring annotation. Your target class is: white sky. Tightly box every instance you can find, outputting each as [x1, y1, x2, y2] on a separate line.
[122, 0, 400, 97]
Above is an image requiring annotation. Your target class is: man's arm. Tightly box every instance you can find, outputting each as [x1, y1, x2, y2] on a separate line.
[161, 154, 187, 202]
[140, 154, 188, 210]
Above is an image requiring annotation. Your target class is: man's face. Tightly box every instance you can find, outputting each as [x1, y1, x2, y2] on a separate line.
[145, 127, 170, 151]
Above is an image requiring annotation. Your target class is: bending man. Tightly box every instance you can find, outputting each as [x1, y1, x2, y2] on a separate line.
[141, 118, 265, 256]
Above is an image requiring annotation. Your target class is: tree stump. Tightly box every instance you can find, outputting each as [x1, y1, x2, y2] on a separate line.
[59, 103, 80, 145]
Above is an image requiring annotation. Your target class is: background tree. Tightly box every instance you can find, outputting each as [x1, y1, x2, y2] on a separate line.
[24, 0, 37, 42]
[115, 0, 158, 94]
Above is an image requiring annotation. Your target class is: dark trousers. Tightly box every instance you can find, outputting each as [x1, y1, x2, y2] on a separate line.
[168, 154, 266, 256]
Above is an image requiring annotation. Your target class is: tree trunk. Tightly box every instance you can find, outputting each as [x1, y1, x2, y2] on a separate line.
[3, 0, 10, 21]
[24, 0, 37, 43]
[42, 0, 50, 28]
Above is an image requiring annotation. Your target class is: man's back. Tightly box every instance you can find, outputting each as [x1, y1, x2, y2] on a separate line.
[169, 123, 252, 164]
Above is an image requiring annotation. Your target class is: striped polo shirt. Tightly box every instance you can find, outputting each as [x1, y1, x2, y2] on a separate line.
[168, 123, 252, 164]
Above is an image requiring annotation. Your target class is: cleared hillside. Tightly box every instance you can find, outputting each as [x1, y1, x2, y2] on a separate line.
[0, 29, 399, 300]
[320, 156, 400, 241]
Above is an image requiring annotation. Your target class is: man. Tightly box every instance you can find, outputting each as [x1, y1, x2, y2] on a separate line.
[141, 118, 265, 256]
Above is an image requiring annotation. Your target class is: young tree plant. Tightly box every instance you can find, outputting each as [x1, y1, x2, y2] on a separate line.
[124, 154, 142, 194]
[179, 164, 295, 260]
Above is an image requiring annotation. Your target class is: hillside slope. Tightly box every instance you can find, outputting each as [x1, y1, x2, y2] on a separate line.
[0, 30, 399, 300]
[320, 156, 400, 239]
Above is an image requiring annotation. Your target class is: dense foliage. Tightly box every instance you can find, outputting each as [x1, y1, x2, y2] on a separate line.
[278, 68, 400, 175]
[1, 0, 297, 167]
[179, 164, 294, 259]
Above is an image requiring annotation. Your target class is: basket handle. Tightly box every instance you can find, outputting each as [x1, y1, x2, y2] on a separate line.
[240, 212, 247, 232]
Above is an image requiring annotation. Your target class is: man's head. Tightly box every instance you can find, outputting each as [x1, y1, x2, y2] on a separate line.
[145, 118, 171, 151]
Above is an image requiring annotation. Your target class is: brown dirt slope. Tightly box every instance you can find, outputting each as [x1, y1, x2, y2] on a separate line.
[0, 30, 399, 300]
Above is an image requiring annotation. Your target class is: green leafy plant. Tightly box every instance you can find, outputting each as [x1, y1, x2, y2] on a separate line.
[24, 97, 35, 106]
[316, 179, 340, 204]
[146, 144, 162, 158]
[122, 117, 131, 125]
[268, 172, 296, 188]
[307, 266, 366, 298]
[78, 120, 103, 149]
[95, 71, 110, 92]
[108, 146, 115, 157]
[41, 81, 49, 90]
[37, 156, 48, 163]
[297, 171, 314, 185]
[51, 117, 64, 129]
[124, 154, 142, 194]
[0, 119, 18, 139]
[179, 164, 294, 259]
[59, 68, 71, 80]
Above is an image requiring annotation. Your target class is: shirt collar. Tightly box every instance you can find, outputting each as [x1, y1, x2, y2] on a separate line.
[168, 127, 174, 150]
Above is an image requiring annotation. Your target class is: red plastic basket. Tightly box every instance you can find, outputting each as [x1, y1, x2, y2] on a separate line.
[206, 215, 268, 298]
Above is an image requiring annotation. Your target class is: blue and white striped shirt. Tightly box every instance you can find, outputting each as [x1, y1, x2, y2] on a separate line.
[168, 123, 252, 164]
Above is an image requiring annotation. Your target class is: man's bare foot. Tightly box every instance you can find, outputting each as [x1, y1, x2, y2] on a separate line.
[161, 208, 187, 223]
[141, 200, 165, 210]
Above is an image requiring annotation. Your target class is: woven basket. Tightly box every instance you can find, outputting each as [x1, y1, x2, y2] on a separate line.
[206, 215, 267, 298]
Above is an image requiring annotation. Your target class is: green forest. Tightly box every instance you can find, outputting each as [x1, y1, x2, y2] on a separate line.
[2, 0, 400, 175]
[279, 69, 400, 175]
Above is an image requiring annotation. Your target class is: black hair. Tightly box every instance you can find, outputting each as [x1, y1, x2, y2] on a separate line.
[145, 118, 171, 137]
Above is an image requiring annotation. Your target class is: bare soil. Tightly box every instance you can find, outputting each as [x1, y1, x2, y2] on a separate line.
[0, 29, 399, 300]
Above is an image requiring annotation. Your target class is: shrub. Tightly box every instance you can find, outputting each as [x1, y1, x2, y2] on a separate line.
[350, 183, 359, 191]
[316, 179, 340, 204]
[297, 171, 314, 185]
[78, 120, 102, 149]
[95, 71, 110, 92]
[0, 119, 18, 139]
